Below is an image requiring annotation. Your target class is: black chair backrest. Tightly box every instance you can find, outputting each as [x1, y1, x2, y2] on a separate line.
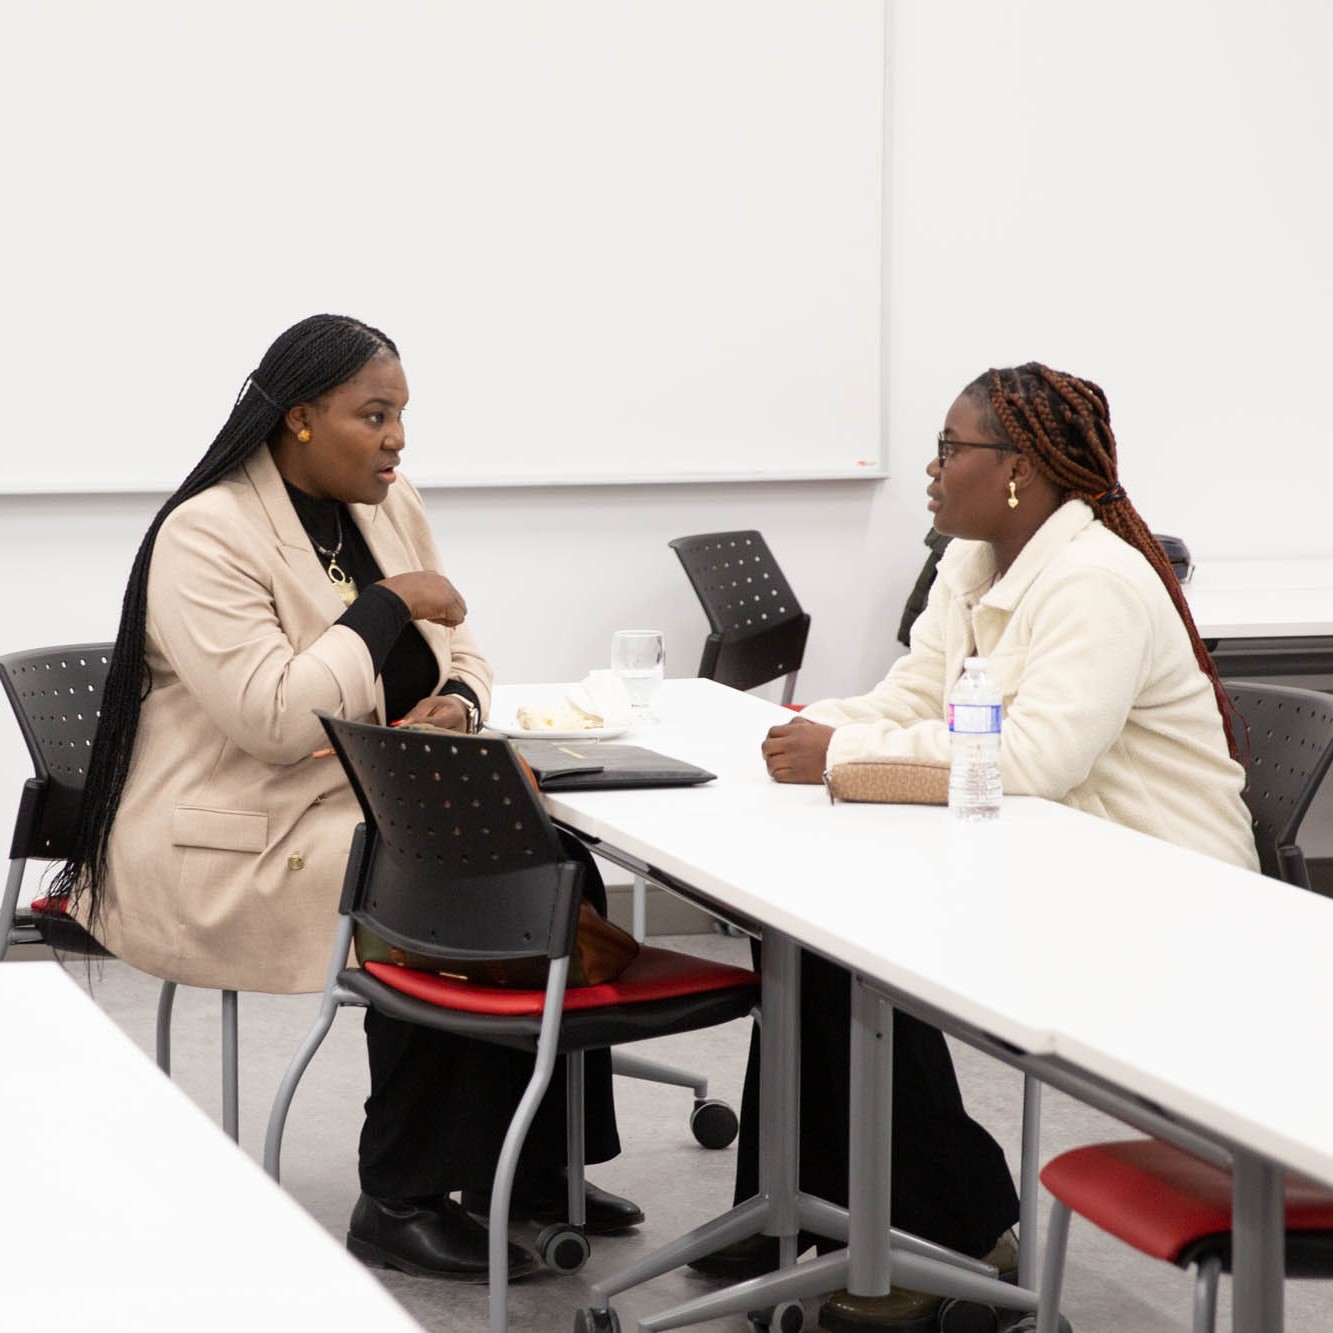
[1224, 680, 1333, 889]
[0, 643, 113, 861]
[319, 715, 582, 966]
[668, 530, 811, 693]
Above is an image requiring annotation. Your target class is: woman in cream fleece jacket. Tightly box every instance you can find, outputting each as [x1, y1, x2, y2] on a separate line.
[718, 363, 1257, 1333]
[800, 497, 1257, 869]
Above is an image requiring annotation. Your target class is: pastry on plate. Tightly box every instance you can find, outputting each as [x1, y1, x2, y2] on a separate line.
[515, 700, 603, 731]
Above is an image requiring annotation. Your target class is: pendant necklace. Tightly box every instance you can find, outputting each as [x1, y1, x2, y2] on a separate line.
[311, 510, 358, 607]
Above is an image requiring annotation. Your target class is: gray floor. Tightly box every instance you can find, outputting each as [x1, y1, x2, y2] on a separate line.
[34, 937, 1333, 1333]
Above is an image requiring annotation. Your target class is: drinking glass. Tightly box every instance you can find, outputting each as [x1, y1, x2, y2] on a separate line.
[611, 630, 665, 716]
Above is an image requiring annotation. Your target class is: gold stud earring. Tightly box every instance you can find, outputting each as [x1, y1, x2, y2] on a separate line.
[1007, 480, 1019, 509]
[297, 428, 312, 444]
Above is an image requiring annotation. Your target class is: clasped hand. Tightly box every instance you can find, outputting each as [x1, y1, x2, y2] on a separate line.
[761, 718, 835, 784]
[378, 571, 468, 628]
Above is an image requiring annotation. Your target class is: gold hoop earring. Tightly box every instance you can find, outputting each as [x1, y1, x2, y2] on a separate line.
[1007, 480, 1019, 510]
[297, 428, 312, 444]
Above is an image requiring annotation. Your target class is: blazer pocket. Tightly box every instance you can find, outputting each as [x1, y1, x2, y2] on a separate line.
[171, 805, 268, 853]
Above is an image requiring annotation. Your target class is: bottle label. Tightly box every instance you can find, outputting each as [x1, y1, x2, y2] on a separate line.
[949, 703, 1002, 735]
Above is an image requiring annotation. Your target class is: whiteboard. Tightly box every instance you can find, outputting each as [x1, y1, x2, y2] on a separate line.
[0, 1, 885, 494]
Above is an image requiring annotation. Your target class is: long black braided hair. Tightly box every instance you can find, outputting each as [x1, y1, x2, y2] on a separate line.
[963, 361, 1240, 761]
[51, 314, 399, 925]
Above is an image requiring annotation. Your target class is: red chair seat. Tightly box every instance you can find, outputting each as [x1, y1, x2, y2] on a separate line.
[364, 945, 756, 1017]
[29, 895, 69, 916]
[1041, 1139, 1333, 1264]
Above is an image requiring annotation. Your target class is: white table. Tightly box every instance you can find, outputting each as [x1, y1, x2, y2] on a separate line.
[1186, 558, 1333, 640]
[495, 678, 1333, 1331]
[1186, 557, 1333, 673]
[0, 963, 423, 1333]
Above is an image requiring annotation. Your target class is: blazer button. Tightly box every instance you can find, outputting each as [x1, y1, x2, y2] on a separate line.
[287, 853, 305, 871]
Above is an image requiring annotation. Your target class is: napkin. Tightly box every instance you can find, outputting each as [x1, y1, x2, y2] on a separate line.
[567, 670, 634, 729]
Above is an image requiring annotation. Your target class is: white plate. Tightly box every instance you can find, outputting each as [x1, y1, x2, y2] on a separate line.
[483, 704, 629, 742]
[485, 721, 629, 742]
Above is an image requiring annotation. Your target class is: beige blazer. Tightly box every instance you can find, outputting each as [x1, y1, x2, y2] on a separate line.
[83, 445, 494, 993]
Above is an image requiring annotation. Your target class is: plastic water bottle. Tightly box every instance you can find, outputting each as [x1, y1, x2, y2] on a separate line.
[948, 656, 1002, 820]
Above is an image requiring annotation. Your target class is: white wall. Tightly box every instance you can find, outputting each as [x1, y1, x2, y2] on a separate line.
[1, 1, 887, 492]
[5, 0, 1333, 880]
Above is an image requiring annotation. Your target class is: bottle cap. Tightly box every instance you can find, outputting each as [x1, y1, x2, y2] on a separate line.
[964, 655, 988, 669]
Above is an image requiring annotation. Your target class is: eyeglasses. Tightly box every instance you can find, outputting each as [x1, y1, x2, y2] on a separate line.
[936, 432, 1015, 467]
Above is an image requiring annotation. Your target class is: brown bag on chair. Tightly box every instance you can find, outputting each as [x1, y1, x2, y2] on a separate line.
[357, 900, 639, 988]
[354, 735, 641, 987]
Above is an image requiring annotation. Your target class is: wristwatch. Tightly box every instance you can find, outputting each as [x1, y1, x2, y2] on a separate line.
[456, 697, 480, 734]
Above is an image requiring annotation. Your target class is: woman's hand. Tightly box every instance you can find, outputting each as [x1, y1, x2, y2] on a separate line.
[378, 571, 468, 627]
[399, 694, 472, 731]
[760, 718, 835, 784]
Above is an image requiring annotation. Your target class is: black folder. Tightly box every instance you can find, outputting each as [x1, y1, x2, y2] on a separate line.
[511, 739, 716, 790]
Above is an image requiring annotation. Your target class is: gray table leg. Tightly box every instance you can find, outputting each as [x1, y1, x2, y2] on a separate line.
[598, 927, 854, 1326]
[844, 981, 1033, 1315]
[1231, 1153, 1284, 1332]
[621, 938, 1035, 1330]
[847, 978, 892, 1296]
[758, 929, 802, 1257]
[1018, 1074, 1043, 1291]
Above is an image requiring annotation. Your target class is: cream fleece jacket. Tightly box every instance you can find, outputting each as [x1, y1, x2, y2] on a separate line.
[806, 501, 1258, 871]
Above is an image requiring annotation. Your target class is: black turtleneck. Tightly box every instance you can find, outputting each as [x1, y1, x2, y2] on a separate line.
[283, 482, 478, 721]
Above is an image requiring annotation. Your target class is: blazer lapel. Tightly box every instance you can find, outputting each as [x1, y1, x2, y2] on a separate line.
[242, 446, 357, 625]
[243, 450, 450, 698]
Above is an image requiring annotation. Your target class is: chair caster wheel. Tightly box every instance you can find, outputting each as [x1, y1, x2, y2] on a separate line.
[937, 1299, 999, 1333]
[573, 1308, 621, 1333]
[691, 1097, 739, 1148]
[1004, 1317, 1070, 1333]
[538, 1223, 590, 1275]
[747, 1300, 805, 1332]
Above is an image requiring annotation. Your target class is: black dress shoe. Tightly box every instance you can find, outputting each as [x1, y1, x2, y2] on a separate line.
[687, 1230, 819, 1279]
[461, 1168, 645, 1235]
[347, 1193, 540, 1281]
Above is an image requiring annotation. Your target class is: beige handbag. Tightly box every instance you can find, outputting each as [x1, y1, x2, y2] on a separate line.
[823, 757, 949, 806]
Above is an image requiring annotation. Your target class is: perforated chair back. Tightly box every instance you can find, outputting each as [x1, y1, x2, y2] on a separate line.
[668, 530, 810, 702]
[1224, 680, 1333, 889]
[269, 717, 759, 1329]
[1, 644, 248, 1139]
[319, 715, 582, 967]
[0, 643, 112, 861]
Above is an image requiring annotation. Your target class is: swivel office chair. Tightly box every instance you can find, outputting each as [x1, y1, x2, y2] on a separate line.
[669, 530, 810, 705]
[0, 643, 243, 1140]
[1023, 680, 1333, 1333]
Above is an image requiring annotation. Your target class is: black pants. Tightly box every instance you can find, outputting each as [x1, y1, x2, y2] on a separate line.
[358, 832, 621, 1199]
[733, 946, 1019, 1260]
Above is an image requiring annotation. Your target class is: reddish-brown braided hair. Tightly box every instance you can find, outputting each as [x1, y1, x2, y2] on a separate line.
[963, 362, 1240, 761]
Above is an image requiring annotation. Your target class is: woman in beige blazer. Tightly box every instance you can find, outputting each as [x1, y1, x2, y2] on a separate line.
[56, 315, 640, 1282]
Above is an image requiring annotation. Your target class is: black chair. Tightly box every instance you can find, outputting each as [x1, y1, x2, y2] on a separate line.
[1025, 680, 1333, 1333]
[263, 715, 759, 1333]
[1223, 680, 1333, 888]
[669, 530, 810, 705]
[0, 643, 243, 1140]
